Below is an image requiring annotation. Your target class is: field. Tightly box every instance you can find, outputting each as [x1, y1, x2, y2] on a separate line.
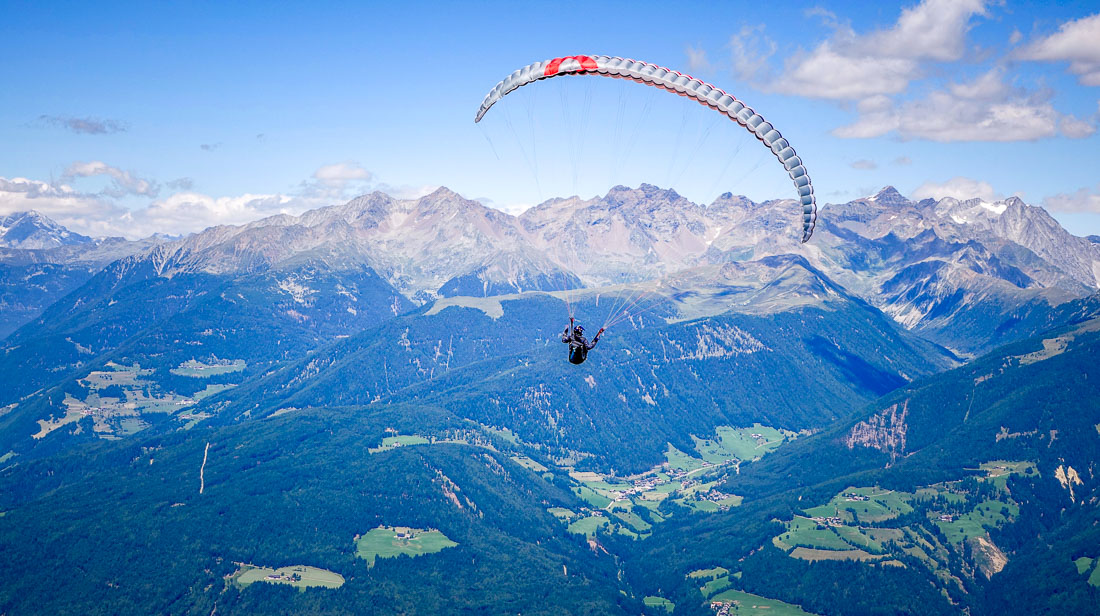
[687, 567, 729, 579]
[548, 507, 574, 519]
[802, 486, 912, 523]
[934, 499, 1015, 544]
[710, 424, 794, 461]
[776, 517, 856, 551]
[355, 526, 458, 566]
[231, 564, 344, 590]
[708, 589, 815, 615]
[789, 547, 878, 562]
[369, 434, 431, 453]
[170, 358, 246, 377]
[1074, 556, 1100, 587]
[368, 430, 500, 454]
[567, 515, 610, 537]
[643, 596, 675, 612]
[510, 454, 547, 472]
[665, 444, 706, 472]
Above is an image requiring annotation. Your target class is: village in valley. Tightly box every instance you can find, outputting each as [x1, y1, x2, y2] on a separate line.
[30, 359, 243, 440]
[365, 421, 795, 541]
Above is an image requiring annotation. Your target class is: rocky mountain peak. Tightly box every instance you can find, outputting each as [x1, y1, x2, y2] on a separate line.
[0, 210, 92, 249]
[869, 186, 910, 207]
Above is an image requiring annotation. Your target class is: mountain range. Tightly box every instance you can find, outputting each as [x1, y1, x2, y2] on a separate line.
[0, 184, 1098, 615]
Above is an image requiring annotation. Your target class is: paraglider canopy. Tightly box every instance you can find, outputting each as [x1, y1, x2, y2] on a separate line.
[475, 54, 817, 242]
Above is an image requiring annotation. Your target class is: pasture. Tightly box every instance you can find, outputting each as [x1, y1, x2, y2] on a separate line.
[643, 595, 675, 612]
[170, 358, 246, 377]
[231, 564, 344, 590]
[708, 589, 814, 615]
[355, 526, 457, 567]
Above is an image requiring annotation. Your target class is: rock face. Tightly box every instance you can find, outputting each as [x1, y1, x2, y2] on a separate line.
[845, 399, 909, 459]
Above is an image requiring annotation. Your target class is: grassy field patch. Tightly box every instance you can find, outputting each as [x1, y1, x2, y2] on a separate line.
[170, 358, 245, 377]
[567, 515, 610, 537]
[711, 424, 795, 460]
[1074, 556, 1093, 575]
[355, 526, 457, 567]
[789, 547, 878, 562]
[231, 564, 343, 590]
[708, 589, 814, 615]
[777, 517, 853, 551]
[664, 444, 705, 472]
[573, 485, 612, 509]
[510, 454, 547, 472]
[701, 575, 731, 597]
[687, 567, 729, 579]
[643, 595, 675, 612]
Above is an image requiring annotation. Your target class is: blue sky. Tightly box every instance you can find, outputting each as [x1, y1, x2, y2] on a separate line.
[2, 0, 1099, 237]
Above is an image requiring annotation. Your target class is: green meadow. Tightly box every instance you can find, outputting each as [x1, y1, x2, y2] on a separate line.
[356, 526, 457, 567]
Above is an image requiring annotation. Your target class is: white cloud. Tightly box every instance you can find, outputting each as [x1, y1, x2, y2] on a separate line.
[1043, 184, 1100, 213]
[1018, 13, 1100, 86]
[776, 47, 916, 100]
[728, 25, 776, 82]
[1060, 115, 1097, 138]
[861, 0, 988, 62]
[685, 45, 710, 72]
[298, 161, 374, 201]
[912, 176, 997, 202]
[62, 161, 159, 197]
[893, 155, 913, 165]
[1, 161, 380, 239]
[0, 177, 127, 236]
[132, 192, 297, 236]
[372, 183, 439, 200]
[0, 174, 305, 238]
[312, 161, 371, 187]
[770, 0, 989, 100]
[804, 7, 844, 30]
[850, 159, 878, 170]
[834, 69, 1094, 141]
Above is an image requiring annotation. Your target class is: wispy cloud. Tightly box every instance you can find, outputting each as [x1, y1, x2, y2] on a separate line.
[685, 45, 711, 72]
[850, 159, 877, 170]
[37, 115, 126, 135]
[833, 69, 1094, 141]
[728, 25, 776, 83]
[1043, 183, 1100, 213]
[62, 161, 160, 198]
[167, 177, 194, 190]
[1, 160, 382, 239]
[200, 143, 222, 152]
[298, 161, 374, 201]
[893, 156, 912, 165]
[912, 176, 997, 202]
[1017, 13, 1100, 86]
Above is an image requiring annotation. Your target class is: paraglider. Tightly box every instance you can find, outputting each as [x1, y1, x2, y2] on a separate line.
[476, 55, 819, 363]
[562, 318, 603, 365]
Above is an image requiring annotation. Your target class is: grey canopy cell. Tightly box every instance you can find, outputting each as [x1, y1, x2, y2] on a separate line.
[475, 54, 817, 242]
